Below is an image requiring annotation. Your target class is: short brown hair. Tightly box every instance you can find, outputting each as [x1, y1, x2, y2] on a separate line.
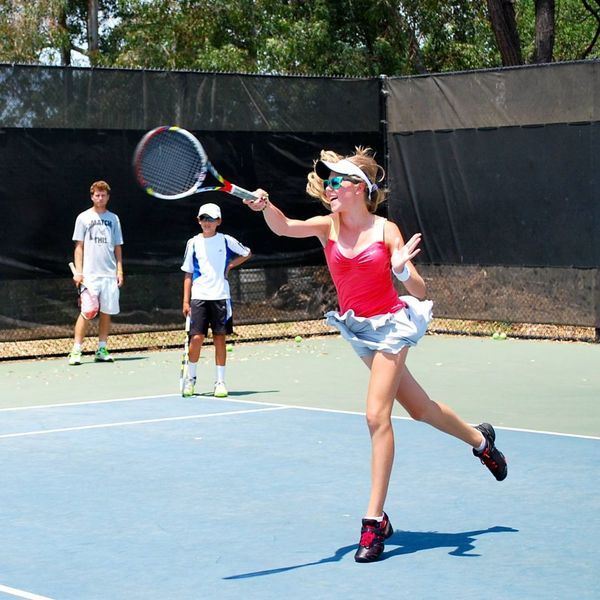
[90, 180, 111, 195]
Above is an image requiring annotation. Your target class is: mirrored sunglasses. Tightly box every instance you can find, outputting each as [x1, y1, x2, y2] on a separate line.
[322, 175, 355, 190]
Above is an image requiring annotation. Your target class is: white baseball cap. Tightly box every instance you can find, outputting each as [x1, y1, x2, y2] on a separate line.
[315, 158, 377, 197]
[197, 202, 221, 219]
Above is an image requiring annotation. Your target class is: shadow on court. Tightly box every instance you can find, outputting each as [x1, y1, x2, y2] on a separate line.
[383, 525, 518, 558]
[73, 356, 148, 366]
[195, 389, 280, 398]
[224, 525, 518, 579]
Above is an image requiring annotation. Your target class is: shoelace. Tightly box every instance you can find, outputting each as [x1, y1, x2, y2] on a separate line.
[359, 521, 387, 547]
[359, 527, 378, 547]
[480, 448, 499, 470]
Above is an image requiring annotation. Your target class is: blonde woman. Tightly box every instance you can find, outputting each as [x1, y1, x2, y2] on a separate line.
[245, 148, 507, 563]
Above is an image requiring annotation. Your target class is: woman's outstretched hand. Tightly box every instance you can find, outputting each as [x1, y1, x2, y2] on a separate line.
[391, 233, 422, 274]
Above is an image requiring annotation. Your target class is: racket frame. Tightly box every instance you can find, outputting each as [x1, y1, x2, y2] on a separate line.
[179, 314, 192, 394]
[133, 126, 257, 201]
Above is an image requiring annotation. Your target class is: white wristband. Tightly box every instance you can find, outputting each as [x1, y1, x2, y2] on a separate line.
[393, 264, 410, 282]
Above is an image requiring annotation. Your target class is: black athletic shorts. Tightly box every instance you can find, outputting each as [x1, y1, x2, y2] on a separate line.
[189, 299, 233, 336]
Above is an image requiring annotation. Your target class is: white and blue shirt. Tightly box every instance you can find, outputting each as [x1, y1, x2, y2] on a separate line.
[181, 232, 250, 300]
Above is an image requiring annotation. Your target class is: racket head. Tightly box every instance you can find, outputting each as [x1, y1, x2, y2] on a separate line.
[133, 126, 208, 200]
[68, 262, 97, 318]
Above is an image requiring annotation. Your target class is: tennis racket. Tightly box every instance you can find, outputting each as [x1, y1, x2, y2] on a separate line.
[68, 262, 85, 302]
[69, 262, 100, 320]
[179, 314, 191, 395]
[133, 126, 258, 201]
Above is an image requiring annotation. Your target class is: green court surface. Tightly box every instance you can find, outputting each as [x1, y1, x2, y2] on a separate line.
[2, 333, 599, 437]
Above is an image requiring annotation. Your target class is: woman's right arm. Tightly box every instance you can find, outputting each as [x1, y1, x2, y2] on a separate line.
[245, 190, 330, 245]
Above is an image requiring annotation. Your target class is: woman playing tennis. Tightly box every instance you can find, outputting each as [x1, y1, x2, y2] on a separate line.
[245, 147, 507, 563]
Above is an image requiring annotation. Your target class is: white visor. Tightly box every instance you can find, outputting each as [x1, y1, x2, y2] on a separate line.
[315, 159, 377, 197]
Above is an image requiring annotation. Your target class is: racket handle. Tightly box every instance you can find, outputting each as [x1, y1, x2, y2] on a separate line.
[68, 262, 78, 276]
[228, 183, 258, 201]
[185, 314, 191, 332]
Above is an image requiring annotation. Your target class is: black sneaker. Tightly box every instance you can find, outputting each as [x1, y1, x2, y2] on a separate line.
[473, 423, 508, 481]
[354, 512, 393, 563]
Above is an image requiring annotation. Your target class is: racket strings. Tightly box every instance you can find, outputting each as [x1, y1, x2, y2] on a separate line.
[138, 132, 207, 196]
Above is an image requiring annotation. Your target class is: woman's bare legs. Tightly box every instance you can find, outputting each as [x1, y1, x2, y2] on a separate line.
[359, 353, 484, 519]
[361, 348, 408, 517]
[395, 367, 483, 448]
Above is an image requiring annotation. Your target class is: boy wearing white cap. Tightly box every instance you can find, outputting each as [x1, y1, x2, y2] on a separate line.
[180, 202, 251, 397]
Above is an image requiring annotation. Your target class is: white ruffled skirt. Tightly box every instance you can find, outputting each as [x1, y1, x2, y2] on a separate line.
[324, 296, 433, 358]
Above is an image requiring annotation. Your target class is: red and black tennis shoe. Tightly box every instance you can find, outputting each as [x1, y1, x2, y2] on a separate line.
[354, 512, 393, 563]
[473, 423, 508, 481]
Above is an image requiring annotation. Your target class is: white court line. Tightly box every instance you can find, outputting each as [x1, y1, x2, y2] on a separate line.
[1, 394, 598, 441]
[0, 406, 289, 439]
[0, 584, 55, 600]
[0, 393, 180, 412]
[190, 396, 600, 441]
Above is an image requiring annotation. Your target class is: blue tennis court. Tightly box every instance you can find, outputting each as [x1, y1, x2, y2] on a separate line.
[0, 388, 598, 600]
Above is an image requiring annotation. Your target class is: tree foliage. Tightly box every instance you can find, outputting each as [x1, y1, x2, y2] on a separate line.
[0, 0, 598, 74]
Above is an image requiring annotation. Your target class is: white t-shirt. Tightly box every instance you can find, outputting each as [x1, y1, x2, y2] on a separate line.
[72, 208, 124, 277]
[181, 232, 250, 300]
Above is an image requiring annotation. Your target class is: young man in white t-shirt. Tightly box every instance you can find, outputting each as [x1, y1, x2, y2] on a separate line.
[68, 181, 124, 365]
[181, 202, 251, 398]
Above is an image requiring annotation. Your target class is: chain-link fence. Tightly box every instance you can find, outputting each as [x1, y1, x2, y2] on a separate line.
[1, 264, 597, 359]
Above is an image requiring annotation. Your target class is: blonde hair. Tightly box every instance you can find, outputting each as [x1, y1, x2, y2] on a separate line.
[90, 180, 111, 195]
[306, 146, 387, 213]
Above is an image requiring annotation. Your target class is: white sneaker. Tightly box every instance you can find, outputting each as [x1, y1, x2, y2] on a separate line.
[213, 381, 228, 398]
[182, 377, 196, 397]
[68, 350, 82, 366]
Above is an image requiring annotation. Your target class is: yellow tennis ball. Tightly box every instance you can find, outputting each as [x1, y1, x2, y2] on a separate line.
[499, 332, 507, 340]
[294, 335, 302, 343]
[492, 332, 500, 340]
[226, 344, 234, 352]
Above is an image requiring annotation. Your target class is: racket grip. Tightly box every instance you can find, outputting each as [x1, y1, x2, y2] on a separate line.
[185, 314, 191, 332]
[68, 262, 78, 276]
[229, 184, 258, 201]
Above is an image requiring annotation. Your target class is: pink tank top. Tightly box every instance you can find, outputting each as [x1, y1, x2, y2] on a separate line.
[324, 220, 407, 318]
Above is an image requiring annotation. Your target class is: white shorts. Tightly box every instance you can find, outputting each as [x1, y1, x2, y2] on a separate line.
[81, 276, 120, 316]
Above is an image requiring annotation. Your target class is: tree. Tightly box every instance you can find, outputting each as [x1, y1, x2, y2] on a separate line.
[87, 0, 99, 64]
[534, 0, 555, 62]
[0, 1, 60, 63]
[580, 0, 600, 58]
[486, 0, 523, 65]
[0, 0, 599, 74]
[0, 0, 117, 66]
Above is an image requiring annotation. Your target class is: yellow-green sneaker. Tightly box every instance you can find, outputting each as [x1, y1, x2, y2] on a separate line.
[68, 350, 82, 366]
[182, 377, 196, 397]
[94, 347, 114, 362]
[213, 381, 228, 398]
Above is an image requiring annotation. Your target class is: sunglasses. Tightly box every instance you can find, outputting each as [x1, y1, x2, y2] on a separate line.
[322, 176, 356, 190]
[199, 215, 218, 222]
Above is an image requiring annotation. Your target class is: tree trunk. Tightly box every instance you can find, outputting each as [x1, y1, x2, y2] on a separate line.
[534, 0, 555, 63]
[88, 0, 99, 65]
[486, 0, 523, 65]
[58, 7, 71, 66]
